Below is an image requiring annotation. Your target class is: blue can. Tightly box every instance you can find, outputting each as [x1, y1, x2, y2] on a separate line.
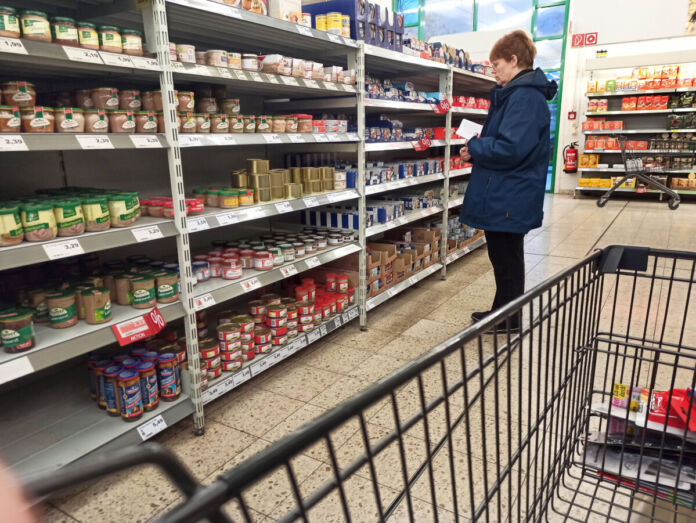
[157, 353, 181, 401]
[137, 361, 160, 411]
[103, 365, 123, 416]
[117, 369, 144, 421]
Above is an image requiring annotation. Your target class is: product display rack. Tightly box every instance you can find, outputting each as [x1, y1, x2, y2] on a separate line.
[0, 0, 494, 477]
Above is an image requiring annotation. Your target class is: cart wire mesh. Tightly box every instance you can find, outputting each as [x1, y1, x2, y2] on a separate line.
[24, 246, 696, 522]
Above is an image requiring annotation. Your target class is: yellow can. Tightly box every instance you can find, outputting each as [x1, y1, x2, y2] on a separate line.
[326, 12, 342, 34]
[341, 15, 351, 38]
[315, 14, 326, 31]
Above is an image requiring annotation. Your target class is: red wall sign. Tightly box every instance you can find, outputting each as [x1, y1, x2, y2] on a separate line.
[571, 34, 585, 47]
[585, 32, 598, 46]
[572, 33, 599, 47]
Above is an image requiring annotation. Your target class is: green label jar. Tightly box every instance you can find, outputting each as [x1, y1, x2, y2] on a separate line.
[0, 7, 20, 37]
[55, 199, 85, 237]
[82, 197, 110, 232]
[0, 205, 23, 247]
[77, 21, 98, 48]
[0, 310, 35, 352]
[50, 16, 78, 45]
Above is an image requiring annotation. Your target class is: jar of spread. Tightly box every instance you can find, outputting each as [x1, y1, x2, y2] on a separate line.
[205, 49, 227, 67]
[121, 28, 143, 56]
[285, 115, 298, 132]
[152, 90, 177, 112]
[256, 115, 271, 133]
[77, 21, 98, 49]
[131, 275, 156, 309]
[119, 90, 141, 110]
[109, 110, 136, 133]
[46, 290, 78, 329]
[194, 113, 210, 133]
[0, 309, 35, 353]
[242, 53, 258, 71]
[20, 10, 50, 42]
[221, 98, 240, 115]
[218, 189, 238, 209]
[243, 115, 255, 133]
[175, 43, 195, 63]
[222, 259, 242, 279]
[238, 189, 254, 206]
[50, 16, 78, 46]
[193, 261, 210, 282]
[137, 361, 159, 411]
[135, 111, 157, 133]
[211, 113, 229, 133]
[157, 353, 181, 401]
[117, 370, 144, 421]
[231, 115, 244, 133]
[82, 287, 112, 324]
[141, 91, 155, 111]
[205, 189, 220, 207]
[20, 106, 54, 132]
[0, 6, 19, 38]
[74, 89, 94, 109]
[0, 206, 22, 246]
[177, 91, 194, 112]
[253, 251, 273, 271]
[2, 81, 35, 106]
[92, 87, 119, 110]
[297, 114, 312, 132]
[53, 107, 84, 133]
[337, 274, 349, 292]
[108, 192, 139, 227]
[21, 203, 57, 241]
[179, 112, 196, 133]
[208, 257, 223, 278]
[228, 52, 242, 69]
[85, 109, 109, 132]
[102, 365, 123, 416]
[98, 25, 122, 53]
[156, 272, 179, 303]
[0, 106, 21, 133]
[269, 247, 284, 266]
[293, 241, 305, 258]
[271, 116, 286, 133]
[239, 249, 254, 269]
[197, 98, 217, 114]
[54, 199, 85, 236]
[281, 243, 295, 262]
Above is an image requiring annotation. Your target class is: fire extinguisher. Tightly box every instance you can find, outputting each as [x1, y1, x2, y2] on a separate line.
[563, 142, 578, 173]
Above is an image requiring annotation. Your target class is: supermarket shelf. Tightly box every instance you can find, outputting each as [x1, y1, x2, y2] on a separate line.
[364, 44, 448, 75]
[0, 133, 168, 153]
[365, 138, 466, 152]
[586, 109, 696, 116]
[186, 190, 359, 230]
[586, 87, 696, 97]
[445, 235, 486, 265]
[366, 263, 443, 311]
[448, 195, 465, 208]
[202, 306, 359, 405]
[575, 186, 635, 193]
[366, 207, 443, 237]
[450, 167, 472, 178]
[190, 242, 361, 311]
[583, 129, 696, 135]
[364, 98, 440, 112]
[1, 367, 193, 478]
[647, 188, 696, 195]
[585, 50, 696, 72]
[178, 132, 359, 148]
[452, 67, 496, 96]
[451, 107, 489, 116]
[0, 301, 185, 386]
[365, 173, 445, 195]
[580, 149, 696, 154]
[0, 217, 178, 272]
[579, 168, 694, 173]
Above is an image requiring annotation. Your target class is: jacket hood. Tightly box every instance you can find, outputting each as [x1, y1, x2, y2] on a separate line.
[492, 67, 558, 103]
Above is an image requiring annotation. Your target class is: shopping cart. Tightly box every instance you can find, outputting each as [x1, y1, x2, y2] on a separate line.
[25, 245, 696, 522]
[597, 136, 681, 210]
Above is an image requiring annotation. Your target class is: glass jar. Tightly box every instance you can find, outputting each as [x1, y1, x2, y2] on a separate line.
[286, 115, 298, 132]
[205, 49, 227, 67]
[177, 91, 194, 112]
[75, 89, 94, 109]
[121, 28, 143, 56]
[54, 199, 85, 237]
[0, 106, 21, 133]
[20, 106, 54, 133]
[77, 21, 98, 49]
[231, 115, 244, 133]
[272, 116, 286, 133]
[109, 110, 136, 133]
[297, 114, 313, 132]
[243, 115, 255, 133]
[0, 206, 23, 246]
[55, 108, 85, 133]
[21, 203, 56, 242]
[107, 193, 139, 227]
[256, 115, 271, 133]
[98, 25, 122, 53]
[91, 87, 119, 110]
[135, 111, 157, 133]
[2, 81, 35, 106]
[206, 189, 220, 207]
[238, 189, 254, 206]
[82, 197, 110, 232]
[241, 53, 258, 71]
[221, 98, 240, 115]
[50, 17, 78, 46]
[218, 189, 239, 209]
[196, 97, 217, 114]
[20, 10, 50, 42]
[141, 91, 155, 111]
[119, 90, 141, 111]
[179, 112, 196, 133]
[85, 109, 109, 132]
[195, 113, 210, 133]
[211, 113, 229, 133]
[0, 6, 20, 38]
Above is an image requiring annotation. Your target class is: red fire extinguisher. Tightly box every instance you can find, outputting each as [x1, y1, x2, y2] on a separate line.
[563, 142, 578, 173]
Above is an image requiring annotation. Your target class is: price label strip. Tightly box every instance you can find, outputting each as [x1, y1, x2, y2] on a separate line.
[233, 367, 252, 387]
[76, 135, 113, 149]
[100, 51, 134, 68]
[305, 257, 321, 268]
[280, 264, 298, 277]
[0, 135, 27, 152]
[314, 134, 329, 143]
[0, 356, 34, 386]
[0, 37, 27, 54]
[217, 67, 232, 78]
[303, 196, 319, 208]
[274, 201, 293, 214]
[297, 25, 313, 37]
[43, 238, 84, 260]
[327, 33, 342, 43]
[179, 135, 202, 147]
[267, 75, 279, 84]
[250, 358, 269, 377]
[137, 414, 167, 441]
[131, 56, 160, 70]
[307, 329, 321, 344]
[288, 134, 306, 144]
[193, 293, 215, 311]
[241, 277, 261, 293]
[187, 216, 209, 232]
[325, 82, 339, 90]
[263, 134, 283, 144]
[304, 79, 319, 89]
[132, 225, 163, 242]
[249, 72, 262, 82]
[63, 46, 103, 63]
[130, 135, 161, 148]
[281, 76, 299, 86]
[217, 212, 240, 226]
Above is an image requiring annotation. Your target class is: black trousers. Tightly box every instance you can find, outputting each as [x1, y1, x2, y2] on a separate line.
[485, 230, 525, 311]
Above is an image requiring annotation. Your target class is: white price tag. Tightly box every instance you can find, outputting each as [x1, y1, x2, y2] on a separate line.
[194, 65, 212, 76]
[130, 135, 161, 148]
[319, 324, 328, 337]
[132, 225, 163, 242]
[244, 207, 266, 220]
[0, 37, 27, 54]
[327, 134, 341, 142]
[193, 293, 215, 311]
[387, 288, 397, 298]
[241, 277, 262, 293]
[290, 335, 307, 353]
[217, 67, 232, 78]
[233, 70, 248, 81]
[348, 307, 359, 320]
[249, 72, 262, 82]
[307, 329, 321, 344]
[131, 56, 159, 69]
[303, 196, 319, 207]
[171, 61, 185, 71]
[408, 276, 418, 286]
[43, 239, 84, 260]
[288, 134, 306, 144]
[397, 216, 408, 225]
[209, 135, 236, 146]
[281, 76, 299, 86]
[267, 75, 279, 84]
[179, 135, 202, 147]
[0, 356, 34, 385]
[347, 133, 360, 141]
[63, 46, 102, 63]
[325, 82, 339, 90]
[202, 384, 220, 404]
[217, 212, 240, 226]
[263, 133, 283, 144]
[187, 216, 209, 232]
[280, 265, 298, 277]
[100, 51, 134, 68]
[333, 315, 342, 327]
[233, 368, 251, 387]
[304, 79, 319, 88]
[0, 135, 27, 151]
[275, 201, 293, 213]
[314, 134, 329, 143]
[327, 33, 342, 43]
[277, 346, 291, 360]
[137, 414, 167, 441]
[250, 358, 269, 376]
[327, 192, 346, 203]
[77, 135, 113, 149]
[297, 25, 313, 36]
[305, 256, 321, 268]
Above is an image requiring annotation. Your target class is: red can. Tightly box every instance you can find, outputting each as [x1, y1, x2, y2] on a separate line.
[326, 273, 337, 292]
[295, 285, 309, 301]
[222, 359, 242, 372]
[272, 335, 287, 346]
[241, 350, 255, 361]
[219, 339, 241, 352]
[199, 342, 220, 359]
[266, 316, 287, 328]
[347, 287, 355, 304]
[286, 319, 298, 329]
[296, 300, 313, 315]
[203, 355, 221, 369]
[299, 314, 313, 325]
[220, 347, 242, 360]
[241, 340, 255, 351]
[207, 365, 222, 379]
[270, 325, 287, 337]
[256, 342, 272, 354]
[322, 303, 331, 320]
[253, 315, 266, 325]
[248, 300, 266, 316]
[336, 293, 347, 311]
[286, 306, 298, 320]
[266, 305, 287, 319]
[287, 326, 299, 338]
[253, 251, 274, 271]
[240, 331, 253, 342]
[299, 323, 314, 333]
[313, 310, 323, 325]
[254, 327, 272, 345]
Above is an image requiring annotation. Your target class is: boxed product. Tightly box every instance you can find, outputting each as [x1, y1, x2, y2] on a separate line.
[268, 0, 301, 22]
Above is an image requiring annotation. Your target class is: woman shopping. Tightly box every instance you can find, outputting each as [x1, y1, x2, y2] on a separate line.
[459, 30, 557, 333]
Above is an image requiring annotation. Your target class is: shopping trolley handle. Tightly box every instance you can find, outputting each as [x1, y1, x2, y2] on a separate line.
[597, 245, 649, 274]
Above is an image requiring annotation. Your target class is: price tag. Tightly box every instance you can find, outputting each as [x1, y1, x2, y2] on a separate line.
[249, 72, 263, 82]
[288, 134, 306, 144]
[327, 134, 342, 142]
[281, 76, 299, 86]
[77, 135, 113, 149]
[233, 70, 248, 81]
[290, 335, 307, 353]
[63, 46, 103, 63]
[327, 33, 342, 43]
[233, 367, 252, 387]
[217, 67, 233, 78]
[408, 276, 418, 286]
[397, 216, 408, 225]
[275, 201, 293, 213]
[43, 238, 84, 260]
[0, 356, 34, 385]
[263, 134, 283, 144]
[304, 79, 319, 89]
[202, 384, 222, 404]
[241, 277, 262, 293]
[250, 358, 269, 377]
[280, 265, 298, 277]
[137, 415, 167, 441]
[179, 135, 203, 147]
[297, 25, 313, 37]
[327, 192, 346, 203]
[194, 65, 211, 76]
[170, 61, 185, 71]
[193, 293, 215, 311]
[305, 257, 321, 268]
[130, 135, 161, 148]
[0, 135, 27, 151]
[132, 225, 163, 242]
[217, 212, 240, 226]
[387, 288, 397, 298]
[325, 82, 339, 90]
[187, 216, 209, 232]
[277, 346, 291, 360]
[131, 56, 159, 69]
[314, 134, 329, 143]
[347, 307, 359, 320]
[111, 306, 166, 346]
[333, 315, 342, 327]
[0, 37, 27, 54]
[100, 51, 134, 68]
[341, 84, 354, 92]
[267, 75, 279, 84]
[319, 324, 328, 337]
[244, 207, 266, 220]
[307, 329, 322, 344]
[303, 196, 319, 207]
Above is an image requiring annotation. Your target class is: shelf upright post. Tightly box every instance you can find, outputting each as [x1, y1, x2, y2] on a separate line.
[354, 43, 368, 331]
[142, 0, 204, 435]
[440, 67, 454, 279]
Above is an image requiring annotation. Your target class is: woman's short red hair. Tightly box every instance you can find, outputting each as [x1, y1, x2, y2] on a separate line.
[490, 30, 536, 68]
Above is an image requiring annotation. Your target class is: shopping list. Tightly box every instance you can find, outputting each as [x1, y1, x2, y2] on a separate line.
[455, 118, 483, 140]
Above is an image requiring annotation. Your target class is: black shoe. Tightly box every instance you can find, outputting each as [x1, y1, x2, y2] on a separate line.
[485, 317, 521, 335]
[471, 311, 490, 322]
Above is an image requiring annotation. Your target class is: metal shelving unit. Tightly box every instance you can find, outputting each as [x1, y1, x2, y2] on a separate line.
[365, 172, 445, 195]
[178, 132, 359, 148]
[365, 207, 443, 237]
[583, 128, 696, 135]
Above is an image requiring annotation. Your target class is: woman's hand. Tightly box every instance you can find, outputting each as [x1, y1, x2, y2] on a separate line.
[460, 146, 471, 161]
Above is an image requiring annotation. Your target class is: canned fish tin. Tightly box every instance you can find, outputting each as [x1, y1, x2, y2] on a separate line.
[218, 310, 235, 324]
[218, 322, 241, 341]
[270, 325, 287, 337]
[266, 316, 287, 328]
[242, 349, 255, 361]
[231, 314, 254, 332]
[207, 365, 222, 379]
[256, 342, 272, 354]
[286, 305, 298, 320]
[241, 340, 255, 351]
[287, 326, 299, 338]
[253, 315, 266, 325]
[313, 310, 323, 325]
[202, 354, 221, 369]
[281, 297, 296, 306]
[220, 347, 242, 360]
[199, 338, 220, 359]
[248, 300, 266, 316]
[296, 300, 314, 315]
[261, 293, 281, 305]
[299, 314, 313, 325]
[266, 304, 287, 318]
[272, 335, 287, 346]
[299, 323, 314, 333]
[240, 331, 252, 342]
[222, 359, 242, 372]
[286, 318, 298, 329]
[254, 326, 272, 345]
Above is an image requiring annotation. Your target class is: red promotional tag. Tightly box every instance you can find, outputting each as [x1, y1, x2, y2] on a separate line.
[111, 306, 167, 346]
[432, 99, 451, 114]
[412, 137, 431, 151]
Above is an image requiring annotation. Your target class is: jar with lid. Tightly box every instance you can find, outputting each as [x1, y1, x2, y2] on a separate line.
[197, 97, 217, 114]
[82, 197, 110, 232]
[109, 110, 136, 133]
[238, 189, 254, 206]
[239, 249, 254, 269]
[195, 51, 206, 64]
[0, 106, 21, 133]
[121, 29, 143, 56]
[119, 90, 141, 110]
[102, 365, 123, 416]
[117, 370, 144, 421]
[296, 114, 313, 132]
[137, 361, 159, 411]
[135, 111, 157, 133]
[152, 90, 178, 112]
[55, 108, 85, 133]
[243, 115, 256, 133]
[269, 247, 284, 266]
[156, 272, 179, 303]
[91, 87, 119, 110]
[280, 243, 295, 262]
[177, 91, 195, 112]
[20, 11, 50, 42]
[192, 261, 210, 282]
[231, 115, 244, 133]
[205, 49, 227, 67]
[205, 189, 220, 207]
[221, 98, 240, 115]
[222, 258, 242, 279]
[328, 233, 341, 245]
[179, 112, 196, 133]
[253, 251, 273, 271]
[141, 91, 155, 111]
[195, 113, 210, 133]
[75, 89, 94, 109]
[315, 236, 327, 250]
[54, 199, 85, 237]
[77, 21, 98, 49]
[107, 192, 139, 227]
[285, 115, 298, 132]
[218, 189, 238, 209]
[293, 241, 306, 258]
[241, 53, 258, 71]
[2, 81, 35, 106]
[256, 115, 271, 133]
[271, 116, 286, 133]
[50, 17, 78, 46]
[98, 25, 122, 53]
[20, 106, 54, 133]
[131, 275, 156, 309]
[0, 206, 22, 246]
[0, 7, 19, 38]
[85, 109, 109, 132]
[211, 113, 229, 133]
[0, 309, 34, 353]
[46, 290, 78, 329]
[304, 239, 316, 254]
[337, 274, 349, 292]
[20, 203, 57, 241]
[157, 353, 181, 401]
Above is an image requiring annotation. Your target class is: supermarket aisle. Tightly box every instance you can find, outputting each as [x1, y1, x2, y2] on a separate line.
[39, 195, 696, 522]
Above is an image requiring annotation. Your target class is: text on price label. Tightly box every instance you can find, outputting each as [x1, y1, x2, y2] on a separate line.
[63, 46, 102, 63]
[111, 306, 167, 346]
[304, 79, 319, 88]
[0, 36, 26, 54]
[217, 212, 240, 226]
[187, 216, 209, 232]
[314, 134, 329, 142]
[217, 67, 232, 78]
[325, 82, 339, 90]
[233, 367, 252, 387]
[267, 75, 279, 83]
[132, 225, 163, 242]
[263, 133, 283, 144]
[274, 201, 293, 213]
[288, 134, 305, 143]
[249, 72, 262, 82]
[0, 135, 27, 151]
[179, 135, 202, 147]
[244, 207, 266, 220]
[303, 196, 319, 207]
[250, 358, 268, 376]
[327, 192, 347, 203]
[100, 51, 134, 68]
[281, 76, 299, 86]
[131, 56, 159, 70]
[305, 257, 321, 268]
[137, 415, 167, 441]
[194, 65, 212, 76]
[130, 135, 161, 148]
[76, 135, 113, 149]
[193, 293, 215, 311]
[241, 277, 261, 292]
[327, 33, 342, 43]
[43, 239, 84, 260]
[280, 265, 298, 277]
[297, 25, 313, 36]
[307, 329, 321, 344]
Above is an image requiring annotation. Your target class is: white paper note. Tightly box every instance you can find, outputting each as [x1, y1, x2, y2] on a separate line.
[455, 118, 483, 140]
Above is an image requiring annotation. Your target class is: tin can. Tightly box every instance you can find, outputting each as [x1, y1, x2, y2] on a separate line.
[241, 340, 255, 351]
[199, 338, 220, 359]
[242, 350, 255, 361]
[253, 314, 266, 325]
[286, 319, 298, 329]
[299, 314, 313, 325]
[220, 347, 242, 360]
[266, 316, 287, 328]
[300, 323, 314, 333]
[231, 314, 254, 332]
[326, 12, 342, 34]
[256, 342, 272, 354]
[207, 365, 222, 379]
[218, 322, 241, 341]
[270, 324, 287, 337]
[241, 331, 253, 342]
[254, 326, 272, 345]
[261, 293, 281, 305]
[222, 359, 242, 372]
[248, 300, 266, 316]
[218, 310, 235, 324]
[296, 301, 314, 315]
[295, 286, 309, 302]
[272, 335, 287, 346]
[315, 14, 327, 31]
[117, 370, 144, 421]
[286, 305, 298, 320]
[202, 354, 221, 370]
[267, 304, 287, 318]
[313, 310, 323, 325]
[287, 326, 299, 338]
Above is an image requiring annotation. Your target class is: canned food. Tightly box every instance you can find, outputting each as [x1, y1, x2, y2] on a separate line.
[217, 322, 241, 342]
[202, 355, 221, 369]
[286, 305, 298, 320]
[261, 293, 281, 305]
[218, 310, 235, 324]
[222, 259, 242, 280]
[199, 338, 220, 359]
[296, 300, 314, 315]
[254, 326, 272, 345]
[220, 347, 242, 361]
[256, 342, 272, 354]
[295, 286, 309, 301]
[248, 299, 266, 316]
[240, 331, 252, 342]
[300, 323, 314, 333]
[253, 314, 266, 325]
[266, 316, 287, 328]
[222, 359, 242, 372]
[266, 304, 287, 318]
[299, 314, 313, 325]
[313, 310, 323, 325]
[286, 319, 298, 329]
[242, 350, 255, 361]
[272, 335, 287, 346]
[219, 339, 241, 352]
[241, 340, 255, 351]
[287, 326, 299, 338]
[231, 314, 254, 332]
[207, 365, 222, 379]
[270, 325, 287, 337]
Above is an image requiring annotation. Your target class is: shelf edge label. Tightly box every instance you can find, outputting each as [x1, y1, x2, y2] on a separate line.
[112, 306, 167, 346]
[137, 414, 167, 441]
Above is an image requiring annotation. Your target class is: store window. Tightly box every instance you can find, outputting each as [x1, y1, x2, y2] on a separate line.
[424, 0, 474, 39]
[534, 37, 563, 70]
[534, 4, 565, 38]
[396, 0, 420, 26]
[476, 0, 533, 31]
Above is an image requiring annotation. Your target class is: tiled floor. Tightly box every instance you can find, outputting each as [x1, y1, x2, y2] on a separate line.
[38, 195, 696, 522]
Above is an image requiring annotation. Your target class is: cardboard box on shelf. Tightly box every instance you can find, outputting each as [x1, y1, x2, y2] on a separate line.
[411, 227, 441, 243]
[268, 0, 301, 22]
[411, 242, 431, 259]
[447, 239, 458, 253]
